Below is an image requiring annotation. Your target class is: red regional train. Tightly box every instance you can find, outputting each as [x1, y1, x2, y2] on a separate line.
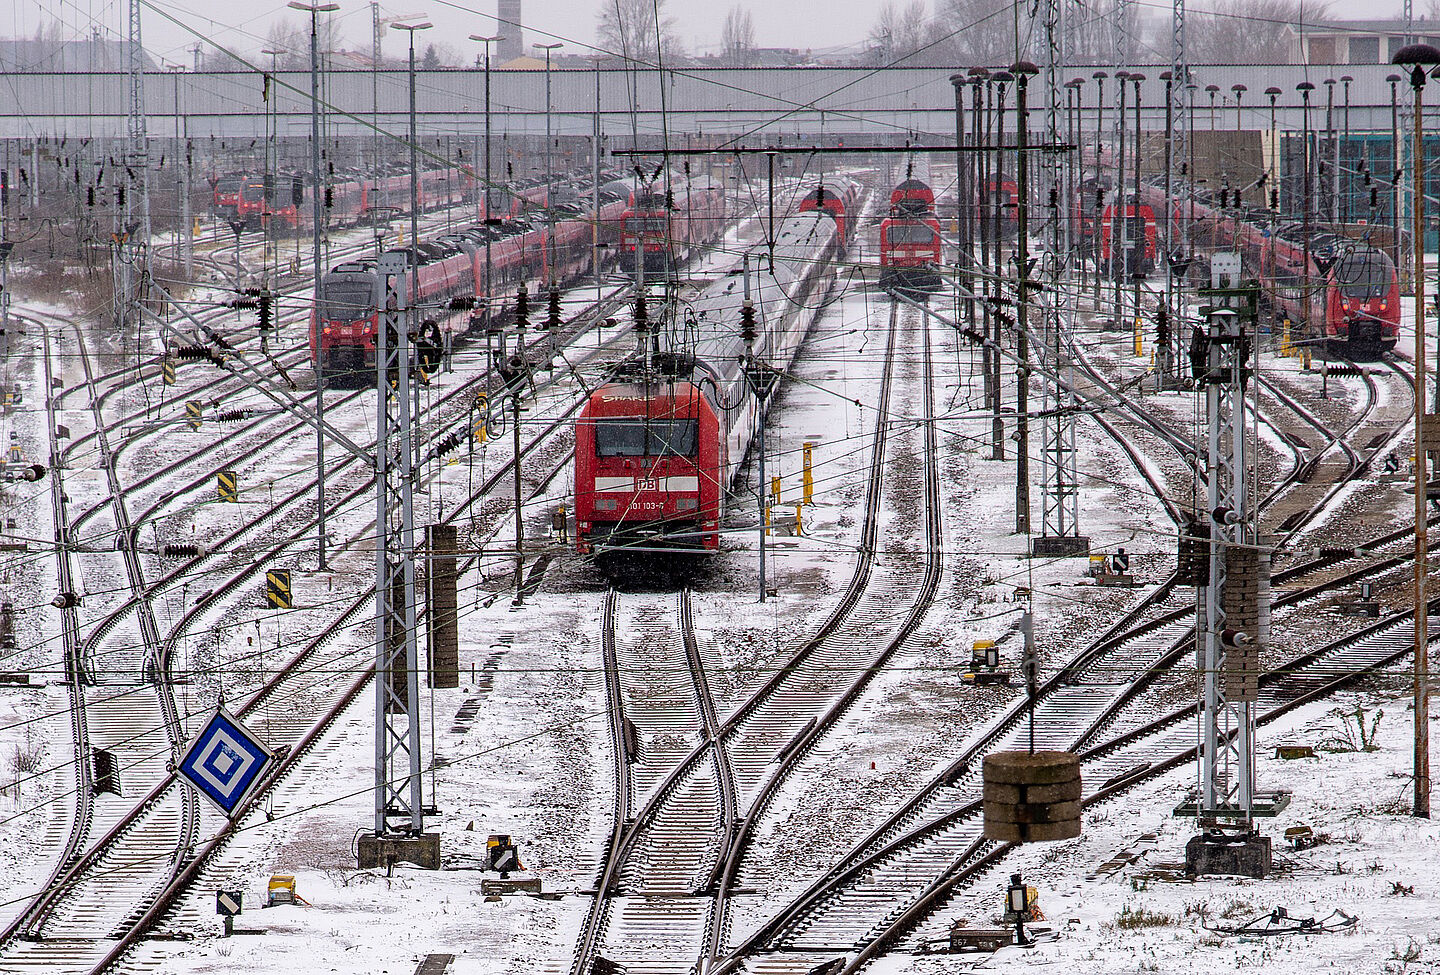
[573, 208, 844, 558]
[1141, 184, 1400, 355]
[981, 176, 1020, 239]
[310, 189, 628, 381]
[211, 173, 244, 221]
[617, 177, 728, 277]
[231, 166, 476, 231]
[879, 177, 942, 291]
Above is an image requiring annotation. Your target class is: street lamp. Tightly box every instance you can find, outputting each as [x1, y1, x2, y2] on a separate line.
[469, 33, 504, 324]
[1389, 73, 1404, 287]
[534, 42, 564, 283]
[1341, 75, 1353, 222]
[1298, 81, 1315, 341]
[1393, 40, 1440, 821]
[290, 0, 340, 572]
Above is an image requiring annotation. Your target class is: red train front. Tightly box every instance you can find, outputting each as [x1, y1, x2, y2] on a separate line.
[1325, 245, 1399, 354]
[574, 384, 721, 553]
[879, 178, 942, 291]
[1099, 201, 1158, 281]
[797, 178, 859, 252]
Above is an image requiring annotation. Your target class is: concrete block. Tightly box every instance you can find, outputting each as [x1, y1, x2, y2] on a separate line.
[1184, 832, 1272, 878]
[357, 832, 442, 870]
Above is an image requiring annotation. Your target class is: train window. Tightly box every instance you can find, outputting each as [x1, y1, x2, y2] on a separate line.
[321, 283, 375, 322]
[594, 418, 699, 458]
[216, 176, 242, 194]
[1332, 252, 1392, 298]
[241, 181, 266, 202]
[887, 224, 938, 245]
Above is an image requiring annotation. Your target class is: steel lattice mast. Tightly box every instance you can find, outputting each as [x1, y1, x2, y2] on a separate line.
[1037, 0, 1084, 551]
[1166, 0, 1188, 370]
[126, 0, 151, 259]
[1199, 306, 1256, 826]
[373, 253, 426, 837]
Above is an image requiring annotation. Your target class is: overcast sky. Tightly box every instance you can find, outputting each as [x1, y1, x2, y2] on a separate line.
[8, 0, 1417, 68]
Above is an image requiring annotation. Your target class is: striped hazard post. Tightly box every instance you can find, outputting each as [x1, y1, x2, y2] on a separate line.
[265, 569, 293, 610]
[186, 400, 203, 431]
[216, 470, 238, 503]
[162, 358, 177, 385]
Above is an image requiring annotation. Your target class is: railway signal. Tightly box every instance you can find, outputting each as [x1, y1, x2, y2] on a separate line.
[216, 470, 238, 503]
[265, 569, 292, 609]
[92, 747, 121, 796]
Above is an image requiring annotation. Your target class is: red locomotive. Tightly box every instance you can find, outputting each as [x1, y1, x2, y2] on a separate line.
[574, 207, 843, 558]
[212, 173, 244, 221]
[1099, 200, 1158, 281]
[617, 177, 727, 276]
[981, 176, 1020, 239]
[879, 177, 942, 291]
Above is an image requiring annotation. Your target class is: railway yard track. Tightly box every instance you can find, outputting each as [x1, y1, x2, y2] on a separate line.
[1, 160, 1436, 975]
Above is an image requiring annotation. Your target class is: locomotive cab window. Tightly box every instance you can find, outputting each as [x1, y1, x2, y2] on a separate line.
[594, 417, 699, 458]
[887, 224, 939, 245]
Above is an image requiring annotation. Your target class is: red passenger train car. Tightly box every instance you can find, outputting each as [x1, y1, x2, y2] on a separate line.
[797, 177, 861, 251]
[617, 178, 727, 276]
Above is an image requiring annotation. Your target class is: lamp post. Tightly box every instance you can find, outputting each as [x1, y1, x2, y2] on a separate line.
[1267, 86, 1281, 309]
[1324, 78, 1337, 224]
[1093, 70, 1107, 293]
[289, 1, 339, 572]
[1389, 72, 1404, 287]
[1341, 75, 1353, 223]
[534, 42, 564, 283]
[1298, 81, 1315, 340]
[469, 33, 503, 324]
[1393, 41, 1440, 821]
[1129, 72, 1145, 355]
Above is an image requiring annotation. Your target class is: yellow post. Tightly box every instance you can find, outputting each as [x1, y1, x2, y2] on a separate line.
[794, 504, 803, 536]
[770, 475, 781, 506]
[1280, 319, 1292, 356]
[764, 505, 772, 536]
[1133, 315, 1143, 357]
[802, 442, 815, 504]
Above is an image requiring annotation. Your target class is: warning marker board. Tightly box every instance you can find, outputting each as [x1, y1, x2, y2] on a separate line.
[178, 707, 274, 817]
[216, 470, 238, 503]
[162, 359, 177, 385]
[186, 400, 203, 431]
[265, 569, 292, 610]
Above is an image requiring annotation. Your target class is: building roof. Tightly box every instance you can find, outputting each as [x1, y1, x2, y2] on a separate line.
[0, 37, 158, 72]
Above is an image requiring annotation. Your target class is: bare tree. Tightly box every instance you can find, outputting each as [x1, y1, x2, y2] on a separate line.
[597, 0, 683, 64]
[1190, 0, 1329, 64]
[722, 6, 755, 66]
[869, 1, 934, 65]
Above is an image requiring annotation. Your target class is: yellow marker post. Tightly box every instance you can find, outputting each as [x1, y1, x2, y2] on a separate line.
[803, 442, 814, 504]
[1280, 319, 1292, 357]
[1133, 316, 1143, 357]
[770, 475, 781, 506]
[764, 505, 772, 537]
[794, 504, 803, 536]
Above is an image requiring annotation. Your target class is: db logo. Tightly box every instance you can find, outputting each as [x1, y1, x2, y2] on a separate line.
[638, 476, 659, 492]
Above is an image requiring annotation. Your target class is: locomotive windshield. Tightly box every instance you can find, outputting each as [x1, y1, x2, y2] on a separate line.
[320, 282, 375, 322]
[594, 417, 699, 458]
[216, 176, 241, 194]
[887, 223, 938, 245]
[241, 180, 266, 202]
[1332, 251, 1392, 299]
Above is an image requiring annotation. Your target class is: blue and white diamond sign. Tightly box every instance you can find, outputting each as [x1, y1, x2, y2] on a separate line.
[177, 708, 275, 817]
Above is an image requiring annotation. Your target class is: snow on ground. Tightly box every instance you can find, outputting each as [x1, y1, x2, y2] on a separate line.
[8, 212, 1440, 975]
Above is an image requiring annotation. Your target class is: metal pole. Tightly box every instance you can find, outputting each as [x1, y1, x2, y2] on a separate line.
[1396, 46, 1438, 819]
[1014, 63, 1034, 536]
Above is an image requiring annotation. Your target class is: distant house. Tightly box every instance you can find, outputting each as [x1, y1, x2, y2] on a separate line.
[0, 36, 158, 72]
[1287, 18, 1440, 64]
